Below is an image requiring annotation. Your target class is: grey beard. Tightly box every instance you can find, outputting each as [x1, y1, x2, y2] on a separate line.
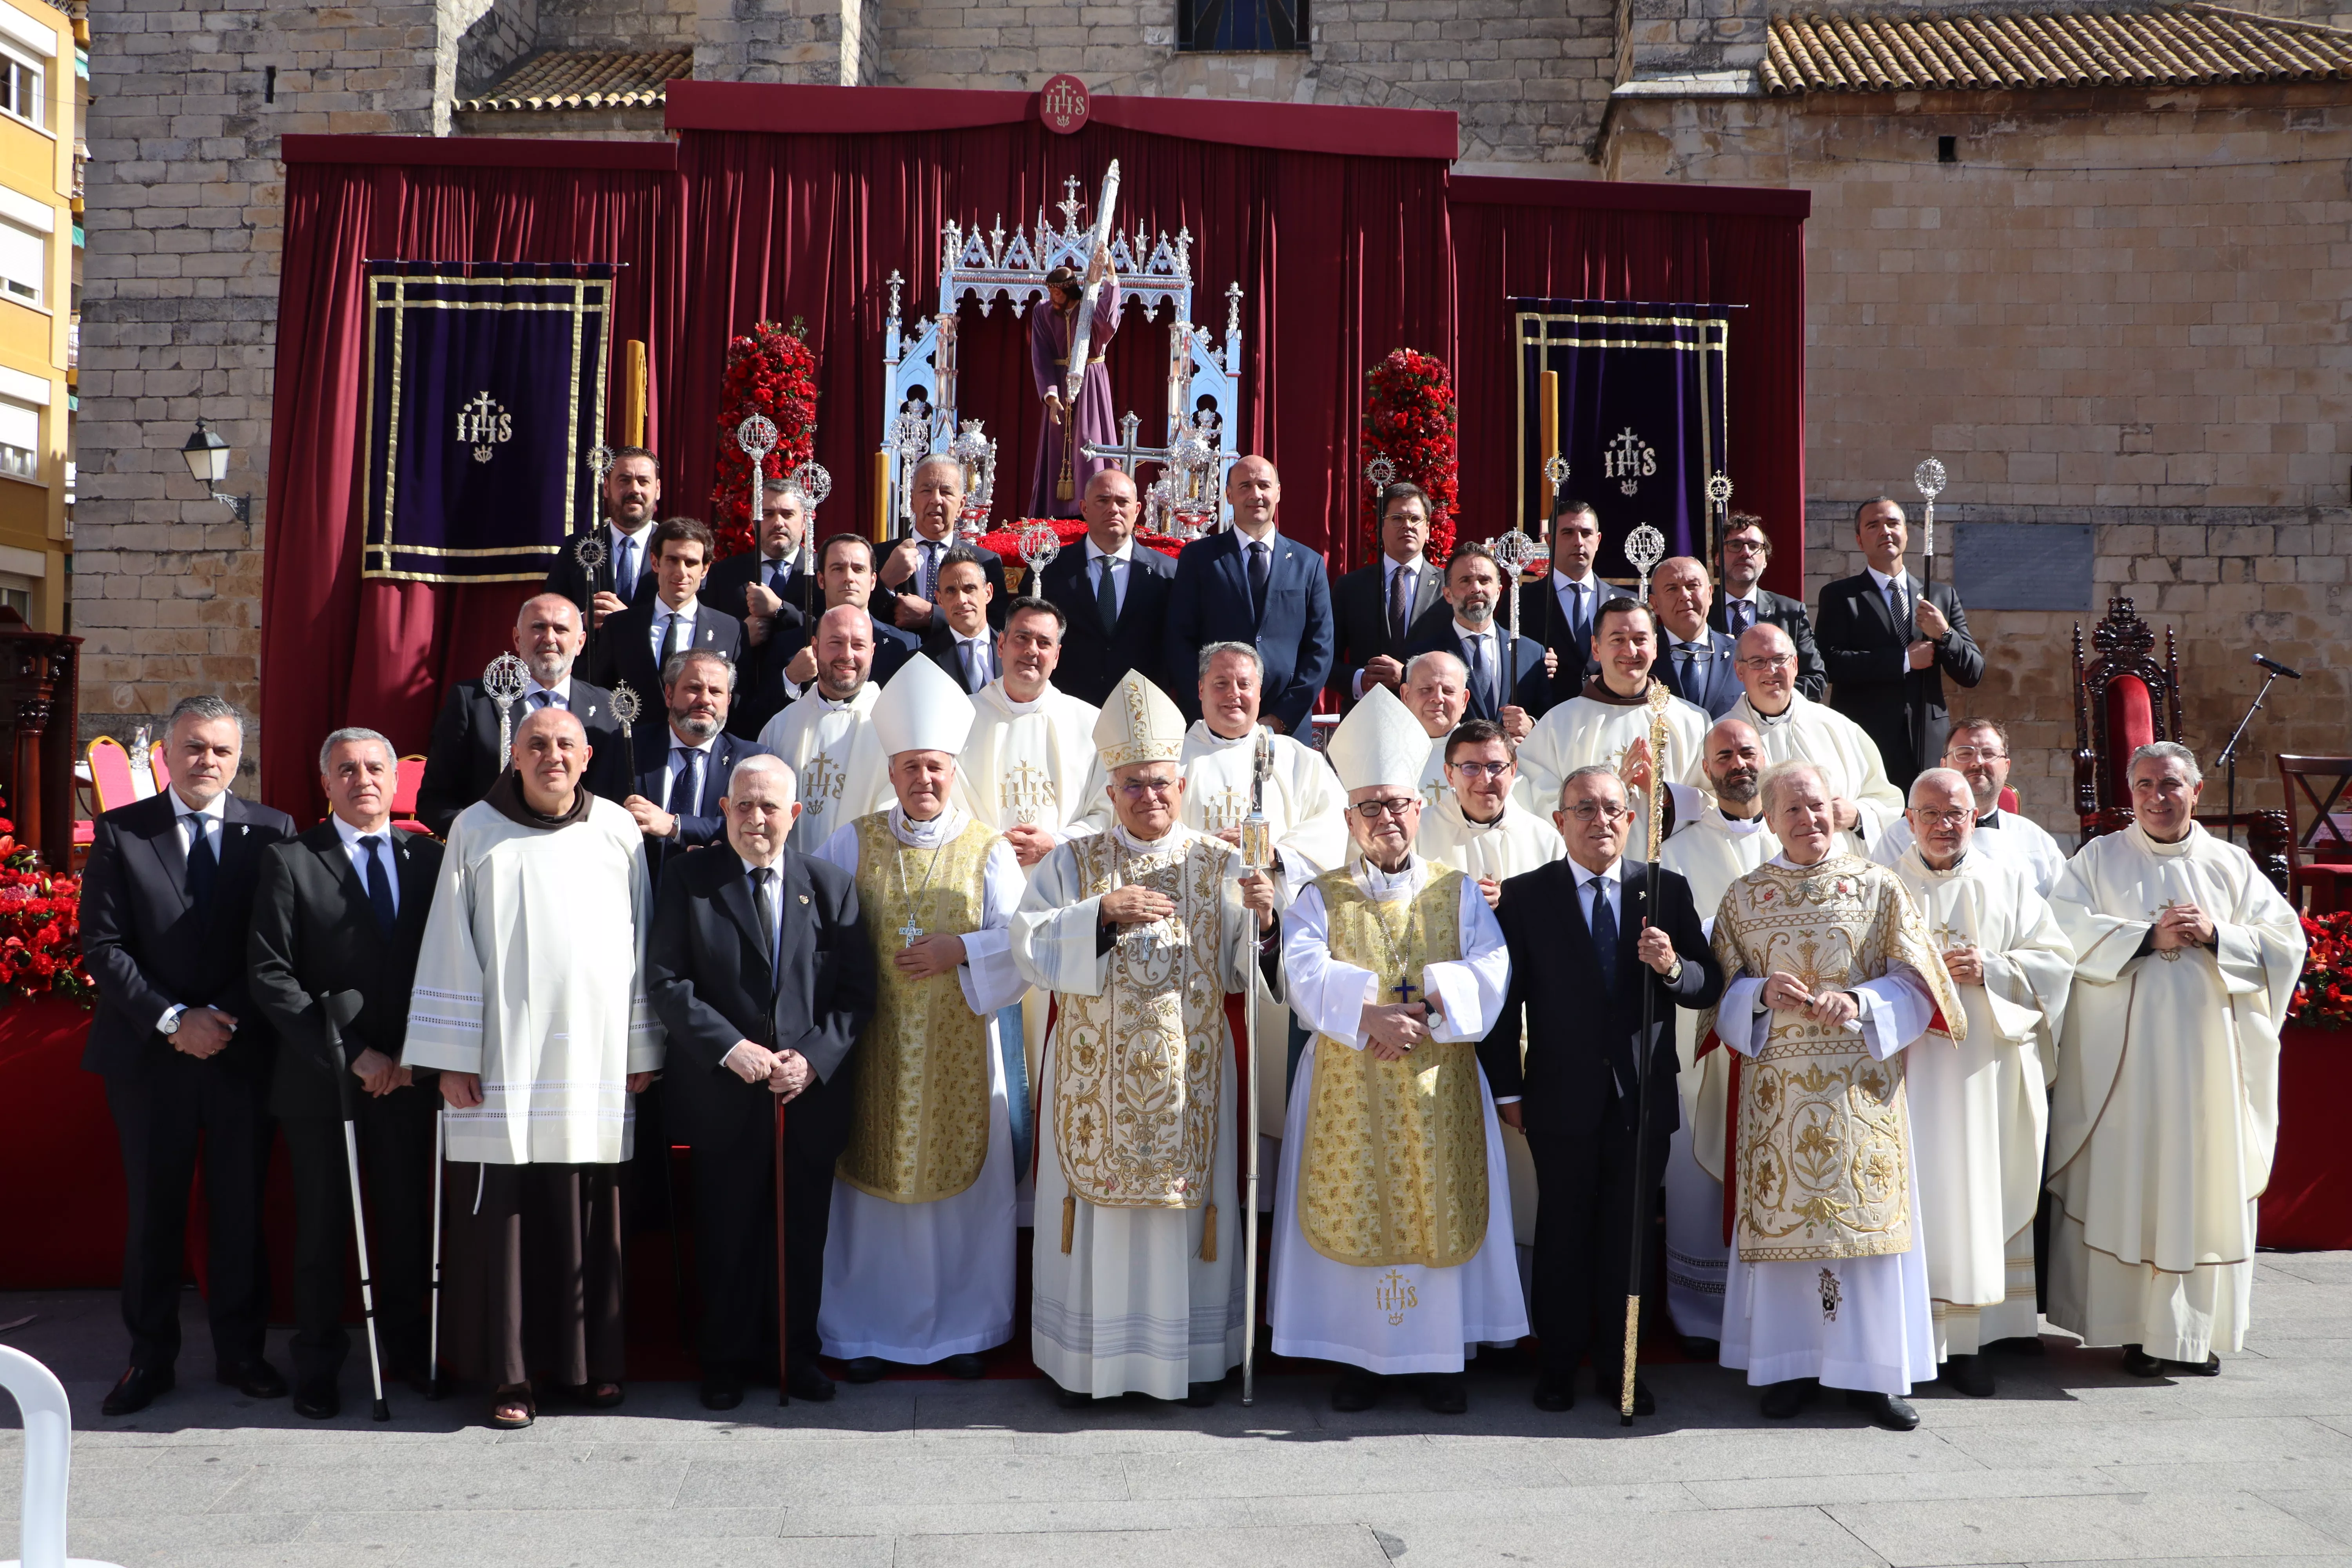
[673, 710, 722, 744]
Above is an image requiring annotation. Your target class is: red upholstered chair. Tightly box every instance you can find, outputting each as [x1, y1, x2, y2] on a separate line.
[2279, 755, 2352, 913]
[390, 753, 433, 834]
[2071, 595, 2184, 844]
[85, 737, 137, 814]
[1997, 787, 2020, 815]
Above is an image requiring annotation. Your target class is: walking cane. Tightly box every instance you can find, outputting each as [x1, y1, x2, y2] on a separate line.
[320, 989, 390, 1422]
[1240, 729, 1274, 1406]
[775, 1093, 790, 1406]
[1621, 680, 1675, 1426]
[427, 1100, 446, 1401]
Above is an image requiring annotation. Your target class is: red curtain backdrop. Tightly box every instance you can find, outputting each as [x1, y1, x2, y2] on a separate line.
[258, 138, 685, 817]
[1447, 177, 1809, 597]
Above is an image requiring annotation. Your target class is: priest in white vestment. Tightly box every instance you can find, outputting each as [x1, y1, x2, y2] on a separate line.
[1514, 597, 1708, 845]
[1871, 717, 2068, 895]
[406, 707, 662, 1428]
[1403, 650, 1469, 809]
[812, 658, 1030, 1379]
[1011, 672, 1279, 1405]
[1719, 622, 1904, 857]
[949, 595, 1107, 1205]
[1272, 686, 1521, 1414]
[758, 605, 894, 850]
[1700, 760, 1962, 1430]
[1657, 717, 1779, 1351]
[2046, 741, 2306, 1376]
[1889, 769, 2075, 1394]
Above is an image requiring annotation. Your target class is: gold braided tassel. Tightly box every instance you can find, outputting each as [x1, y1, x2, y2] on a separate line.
[1200, 1203, 1218, 1263]
[1061, 1194, 1076, 1255]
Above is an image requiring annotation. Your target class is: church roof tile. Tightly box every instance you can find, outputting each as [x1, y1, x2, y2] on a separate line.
[456, 48, 693, 114]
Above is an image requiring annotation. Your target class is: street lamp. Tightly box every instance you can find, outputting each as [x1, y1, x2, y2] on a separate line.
[180, 419, 250, 524]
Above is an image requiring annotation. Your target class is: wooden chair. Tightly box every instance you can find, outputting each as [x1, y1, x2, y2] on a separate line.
[2071, 594, 2184, 842]
[2279, 754, 2352, 913]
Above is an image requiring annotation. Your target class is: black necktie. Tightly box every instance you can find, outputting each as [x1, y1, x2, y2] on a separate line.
[1247, 541, 1271, 619]
[751, 866, 779, 985]
[1095, 555, 1120, 635]
[359, 834, 396, 937]
[1891, 579, 1915, 642]
[1588, 875, 1619, 993]
[666, 747, 699, 816]
[1387, 565, 1409, 647]
[184, 815, 218, 908]
[922, 542, 939, 603]
[1729, 599, 1752, 638]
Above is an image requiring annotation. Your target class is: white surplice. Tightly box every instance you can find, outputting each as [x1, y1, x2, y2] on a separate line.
[1512, 686, 1710, 846]
[2045, 822, 2305, 1362]
[1716, 855, 1940, 1394]
[405, 797, 663, 1165]
[1270, 857, 1527, 1374]
[810, 808, 1030, 1363]
[1419, 735, 1451, 810]
[1722, 691, 1905, 857]
[1873, 807, 2069, 897]
[1011, 822, 1261, 1398]
[1890, 844, 2076, 1357]
[1655, 806, 1779, 1339]
[757, 683, 893, 851]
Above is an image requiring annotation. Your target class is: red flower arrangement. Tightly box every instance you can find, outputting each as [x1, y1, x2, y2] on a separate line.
[973, 516, 1186, 578]
[0, 791, 92, 1009]
[2288, 910, 2352, 1033]
[708, 319, 820, 561]
[1359, 348, 1461, 567]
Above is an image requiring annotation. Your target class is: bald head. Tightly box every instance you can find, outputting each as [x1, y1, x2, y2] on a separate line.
[723, 753, 802, 864]
[1733, 621, 1799, 715]
[1907, 766, 1976, 869]
[1225, 454, 1281, 537]
[512, 704, 590, 815]
[1082, 464, 1140, 553]
[514, 592, 586, 686]
[813, 603, 876, 700]
[1700, 715, 1766, 809]
[1402, 650, 1470, 738]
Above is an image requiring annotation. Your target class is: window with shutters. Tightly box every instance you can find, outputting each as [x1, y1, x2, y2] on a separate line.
[0, 221, 41, 307]
[0, 399, 38, 482]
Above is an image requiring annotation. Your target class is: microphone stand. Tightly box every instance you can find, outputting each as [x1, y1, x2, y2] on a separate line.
[2214, 667, 2285, 848]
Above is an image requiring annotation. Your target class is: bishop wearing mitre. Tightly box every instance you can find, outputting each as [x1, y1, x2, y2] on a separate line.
[1699, 759, 1962, 1431]
[1887, 768, 2075, 1395]
[1272, 686, 1521, 1416]
[759, 605, 894, 850]
[1719, 623, 1904, 855]
[811, 657, 1030, 1381]
[1514, 598, 1708, 846]
[1011, 671, 1279, 1406]
[2045, 742, 2305, 1377]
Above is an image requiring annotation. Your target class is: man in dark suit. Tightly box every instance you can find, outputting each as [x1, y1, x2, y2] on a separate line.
[1329, 482, 1445, 712]
[875, 454, 1010, 635]
[543, 445, 663, 648]
[246, 727, 442, 1419]
[646, 754, 877, 1410]
[1405, 540, 1554, 736]
[416, 592, 630, 835]
[589, 517, 746, 706]
[1486, 762, 1722, 1414]
[1651, 556, 1742, 719]
[754, 533, 918, 713]
[79, 696, 298, 1417]
[1521, 499, 1606, 706]
[919, 546, 1006, 695]
[1815, 497, 1985, 788]
[708, 479, 822, 740]
[1710, 513, 1825, 700]
[1036, 466, 1174, 706]
[1163, 455, 1334, 736]
[617, 647, 771, 890]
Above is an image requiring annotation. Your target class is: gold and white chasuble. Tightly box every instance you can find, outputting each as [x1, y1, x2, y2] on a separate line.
[1011, 822, 1260, 1398]
[1890, 845, 2076, 1357]
[1270, 857, 1526, 1376]
[812, 806, 1031, 1363]
[1701, 853, 1961, 1394]
[2045, 822, 2305, 1363]
[757, 684, 893, 852]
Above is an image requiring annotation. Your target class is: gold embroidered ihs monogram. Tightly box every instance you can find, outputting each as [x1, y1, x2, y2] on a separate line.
[1000, 760, 1055, 826]
[836, 814, 997, 1204]
[1376, 1269, 1419, 1326]
[800, 751, 847, 829]
[1700, 855, 1963, 1265]
[1301, 867, 1489, 1269]
[1051, 830, 1234, 1209]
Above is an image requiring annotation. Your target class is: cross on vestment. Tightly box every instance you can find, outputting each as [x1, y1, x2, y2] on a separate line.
[898, 913, 925, 947]
[1392, 976, 1419, 1006]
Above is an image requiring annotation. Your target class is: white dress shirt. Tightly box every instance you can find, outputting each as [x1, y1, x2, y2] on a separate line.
[1868, 565, 1918, 677]
[522, 675, 575, 711]
[951, 628, 997, 693]
[158, 791, 230, 1031]
[663, 731, 717, 828]
[610, 523, 651, 600]
[1454, 622, 1503, 712]
[1085, 538, 1134, 618]
[331, 811, 400, 918]
[1552, 569, 1599, 640]
[651, 596, 702, 664]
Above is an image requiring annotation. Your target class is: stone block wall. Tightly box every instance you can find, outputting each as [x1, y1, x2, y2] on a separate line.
[696, 0, 879, 84]
[536, 0, 697, 49]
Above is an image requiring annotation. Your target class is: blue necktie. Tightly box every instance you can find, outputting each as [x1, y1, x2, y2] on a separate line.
[614, 534, 638, 601]
[360, 834, 396, 936]
[1588, 874, 1618, 994]
[184, 815, 217, 907]
[1729, 599, 1753, 639]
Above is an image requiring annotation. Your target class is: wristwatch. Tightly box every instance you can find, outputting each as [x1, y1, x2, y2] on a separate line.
[158, 1004, 186, 1036]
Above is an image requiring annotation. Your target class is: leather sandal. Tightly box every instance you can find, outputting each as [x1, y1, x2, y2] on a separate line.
[488, 1385, 537, 1430]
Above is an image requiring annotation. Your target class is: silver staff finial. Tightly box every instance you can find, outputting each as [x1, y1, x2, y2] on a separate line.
[1624, 520, 1667, 601]
[482, 652, 530, 761]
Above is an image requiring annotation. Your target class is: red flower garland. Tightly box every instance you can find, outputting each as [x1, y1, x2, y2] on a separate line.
[0, 791, 92, 1008]
[708, 319, 820, 561]
[2289, 910, 2352, 1033]
[1359, 347, 1461, 566]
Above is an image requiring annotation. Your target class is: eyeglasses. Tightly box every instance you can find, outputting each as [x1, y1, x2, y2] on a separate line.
[1450, 760, 1511, 780]
[1564, 802, 1631, 824]
[1945, 746, 2007, 762]
[1352, 798, 1421, 821]
[1737, 654, 1796, 671]
[1910, 809, 1972, 828]
[1118, 778, 1180, 799]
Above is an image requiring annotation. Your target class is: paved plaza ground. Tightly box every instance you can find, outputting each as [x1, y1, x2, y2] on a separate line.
[5, 1252, 2352, 1568]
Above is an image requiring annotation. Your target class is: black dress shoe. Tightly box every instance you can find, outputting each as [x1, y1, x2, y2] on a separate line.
[1183, 1380, 1220, 1408]
[217, 1359, 289, 1400]
[1678, 1335, 1721, 1362]
[1847, 1390, 1920, 1430]
[2165, 1352, 2222, 1377]
[2122, 1344, 2165, 1378]
[102, 1365, 174, 1417]
[1532, 1370, 1576, 1412]
[293, 1385, 341, 1421]
[1421, 1373, 1468, 1415]
[1987, 1334, 2045, 1357]
[1331, 1367, 1384, 1412]
[840, 1356, 888, 1385]
[785, 1363, 837, 1402]
[1595, 1369, 1655, 1416]
[700, 1374, 745, 1412]
[1760, 1377, 1818, 1419]
[1052, 1383, 1096, 1409]
[940, 1353, 987, 1380]
[1942, 1353, 1995, 1397]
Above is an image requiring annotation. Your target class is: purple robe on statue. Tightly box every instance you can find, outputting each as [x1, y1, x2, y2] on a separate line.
[1029, 278, 1122, 519]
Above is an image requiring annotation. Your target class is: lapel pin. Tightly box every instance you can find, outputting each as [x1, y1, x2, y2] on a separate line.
[798, 893, 810, 904]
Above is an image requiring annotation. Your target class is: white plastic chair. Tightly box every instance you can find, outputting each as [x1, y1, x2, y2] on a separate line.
[0, 1345, 122, 1568]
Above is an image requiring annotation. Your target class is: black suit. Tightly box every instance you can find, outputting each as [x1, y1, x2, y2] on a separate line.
[1518, 574, 1601, 708]
[589, 597, 746, 708]
[1036, 540, 1176, 707]
[880, 532, 1011, 633]
[78, 790, 296, 1374]
[1656, 627, 1742, 719]
[1329, 556, 1444, 710]
[1710, 588, 1826, 701]
[707, 552, 821, 742]
[1485, 857, 1722, 1379]
[646, 844, 875, 1377]
[415, 678, 631, 837]
[631, 728, 770, 889]
[705, 549, 820, 631]
[1815, 571, 1985, 788]
[1163, 528, 1334, 736]
[924, 624, 1002, 695]
[543, 523, 659, 621]
[1403, 610, 1555, 722]
[246, 822, 443, 1392]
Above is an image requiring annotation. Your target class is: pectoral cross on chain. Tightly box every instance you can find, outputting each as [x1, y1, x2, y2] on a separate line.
[898, 913, 924, 948]
[1392, 976, 1419, 1006]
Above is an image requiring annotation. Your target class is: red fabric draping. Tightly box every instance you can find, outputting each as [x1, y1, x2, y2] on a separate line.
[0, 996, 117, 1287]
[2260, 1027, 2352, 1249]
[257, 145, 686, 818]
[1447, 178, 1809, 596]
